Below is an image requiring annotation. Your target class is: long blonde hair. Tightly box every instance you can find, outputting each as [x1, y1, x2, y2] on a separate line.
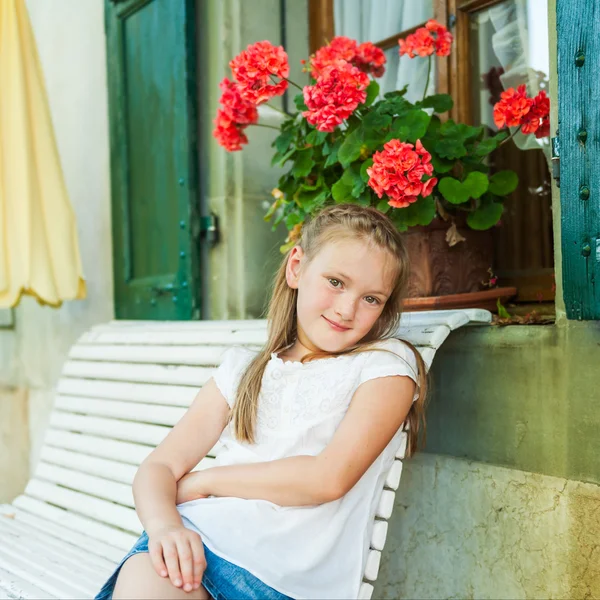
[230, 204, 428, 456]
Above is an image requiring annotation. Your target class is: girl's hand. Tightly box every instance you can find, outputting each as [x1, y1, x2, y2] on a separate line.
[176, 471, 210, 504]
[147, 524, 206, 592]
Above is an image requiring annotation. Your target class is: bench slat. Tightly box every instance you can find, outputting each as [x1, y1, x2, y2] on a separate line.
[23, 480, 141, 534]
[39, 448, 216, 488]
[376, 489, 395, 520]
[370, 520, 388, 551]
[55, 396, 186, 426]
[35, 463, 135, 508]
[63, 360, 212, 386]
[3, 502, 128, 560]
[44, 430, 153, 465]
[357, 581, 374, 599]
[0, 565, 54, 600]
[0, 513, 115, 572]
[384, 460, 403, 491]
[69, 344, 232, 365]
[58, 378, 198, 406]
[0, 549, 87, 600]
[363, 549, 381, 582]
[79, 330, 267, 346]
[0, 536, 103, 596]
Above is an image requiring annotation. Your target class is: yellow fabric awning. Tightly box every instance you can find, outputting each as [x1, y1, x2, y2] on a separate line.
[0, 0, 86, 308]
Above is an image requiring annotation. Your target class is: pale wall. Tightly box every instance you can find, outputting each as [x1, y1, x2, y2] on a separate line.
[0, 0, 113, 501]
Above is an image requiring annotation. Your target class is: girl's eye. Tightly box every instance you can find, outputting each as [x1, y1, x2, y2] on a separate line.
[365, 296, 379, 305]
[328, 278, 342, 288]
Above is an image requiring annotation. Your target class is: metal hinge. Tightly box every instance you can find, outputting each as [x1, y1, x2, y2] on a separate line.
[551, 132, 560, 188]
[200, 214, 220, 247]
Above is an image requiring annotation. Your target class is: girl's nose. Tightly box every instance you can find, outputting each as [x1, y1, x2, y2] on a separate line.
[335, 298, 356, 321]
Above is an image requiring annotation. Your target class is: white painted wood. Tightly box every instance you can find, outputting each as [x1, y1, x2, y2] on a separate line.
[63, 360, 212, 386]
[384, 460, 403, 491]
[0, 514, 115, 572]
[0, 565, 53, 600]
[69, 344, 232, 364]
[23, 480, 141, 534]
[40, 446, 137, 484]
[35, 463, 135, 507]
[55, 395, 186, 426]
[363, 549, 381, 581]
[1, 502, 128, 560]
[357, 582, 374, 600]
[395, 432, 408, 459]
[376, 489, 395, 520]
[1, 311, 490, 599]
[370, 520, 388, 551]
[44, 430, 153, 465]
[57, 378, 198, 406]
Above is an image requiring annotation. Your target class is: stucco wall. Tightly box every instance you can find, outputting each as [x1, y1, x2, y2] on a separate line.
[0, 0, 113, 501]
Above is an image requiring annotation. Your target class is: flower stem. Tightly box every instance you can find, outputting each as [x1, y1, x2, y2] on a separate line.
[266, 103, 289, 116]
[498, 126, 522, 147]
[251, 123, 280, 131]
[422, 56, 432, 102]
[285, 77, 304, 91]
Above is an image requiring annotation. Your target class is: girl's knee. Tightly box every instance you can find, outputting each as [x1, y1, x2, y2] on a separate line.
[112, 553, 210, 600]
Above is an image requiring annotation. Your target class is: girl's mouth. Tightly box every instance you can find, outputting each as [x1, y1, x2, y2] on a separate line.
[322, 316, 351, 332]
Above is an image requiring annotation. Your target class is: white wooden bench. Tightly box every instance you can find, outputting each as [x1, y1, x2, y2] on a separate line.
[0, 309, 491, 600]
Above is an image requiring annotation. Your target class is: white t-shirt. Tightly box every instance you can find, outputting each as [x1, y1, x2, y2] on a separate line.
[177, 338, 419, 600]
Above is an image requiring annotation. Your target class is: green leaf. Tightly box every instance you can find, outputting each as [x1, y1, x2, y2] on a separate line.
[297, 189, 329, 213]
[388, 110, 431, 143]
[489, 170, 519, 196]
[341, 166, 365, 198]
[463, 171, 489, 199]
[338, 127, 364, 167]
[420, 93, 454, 113]
[274, 129, 294, 154]
[497, 299, 511, 319]
[324, 138, 342, 168]
[467, 200, 503, 230]
[363, 110, 391, 130]
[306, 129, 328, 146]
[379, 95, 412, 116]
[271, 147, 295, 167]
[364, 80, 380, 107]
[376, 199, 391, 214]
[383, 85, 409, 99]
[430, 153, 455, 173]
[285, 212, 304, 229]
[360, 158, 374, 182]
[356, 189, 372, 206]
[438, 172, 489, 204]
[472, 137, 499, 157]
[331, 178, 354, 203]
[291, 148, 315, 178]
[293, 93, 308, 112]
[403, 196, 436, 226]
[433, 137, 467, 160]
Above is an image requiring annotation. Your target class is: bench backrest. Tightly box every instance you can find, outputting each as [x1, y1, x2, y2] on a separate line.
[13, 310, 490, 599]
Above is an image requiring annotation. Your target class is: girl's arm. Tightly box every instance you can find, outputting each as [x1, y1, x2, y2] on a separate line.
[177, 374, 415, 506]
[133, 378, 229, 591]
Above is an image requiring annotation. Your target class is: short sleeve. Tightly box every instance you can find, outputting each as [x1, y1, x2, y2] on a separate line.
[213, 347, 256, 408]
[358, 338, 420, 401]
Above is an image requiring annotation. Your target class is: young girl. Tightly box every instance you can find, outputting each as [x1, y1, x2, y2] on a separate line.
[96, 204, 427, 600]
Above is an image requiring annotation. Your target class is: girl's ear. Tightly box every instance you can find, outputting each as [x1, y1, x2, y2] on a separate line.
[285, 246, 304, 290]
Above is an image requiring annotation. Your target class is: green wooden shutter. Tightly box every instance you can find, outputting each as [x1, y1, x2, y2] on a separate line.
[557, 0, 600, 319]
[105, 0, 200, 320]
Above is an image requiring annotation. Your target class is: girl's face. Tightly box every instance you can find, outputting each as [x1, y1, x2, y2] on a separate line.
[286, 238, 396, 355]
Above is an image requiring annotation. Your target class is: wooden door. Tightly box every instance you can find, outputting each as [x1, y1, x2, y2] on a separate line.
[105, 0, 200, 320]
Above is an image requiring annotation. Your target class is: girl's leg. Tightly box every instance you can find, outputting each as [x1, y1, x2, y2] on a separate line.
[112, 553, 210, 600]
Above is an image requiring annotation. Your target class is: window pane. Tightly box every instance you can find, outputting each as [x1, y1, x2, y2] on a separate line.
[334, 0, 433, 44]
[379, 47, 434, 98]
[469, 0, 553, 302]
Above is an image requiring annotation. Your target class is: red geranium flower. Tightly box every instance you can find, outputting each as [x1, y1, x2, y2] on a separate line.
[213, 110, 249, 151]
[310, 37, 386, 78]
[303, 60, 370, 132]
[230, 40, 289, 104]
[217, 78, 258, 125]
[493, 84, 533, 128]
[521, 90, 550, 136]
[399, 20, 453, 58]
[535, 114, 550, 139]
[367, 139, 438, 209]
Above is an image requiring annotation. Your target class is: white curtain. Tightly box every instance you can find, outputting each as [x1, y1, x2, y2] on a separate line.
[334, 0, 434, 102]
[474, 0, 550, 159]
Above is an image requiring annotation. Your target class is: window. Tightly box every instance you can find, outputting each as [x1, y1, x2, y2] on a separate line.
[310, 0, 553, 307]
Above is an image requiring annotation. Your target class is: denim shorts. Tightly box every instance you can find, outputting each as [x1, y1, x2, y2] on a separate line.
[95, 530, 293, 600]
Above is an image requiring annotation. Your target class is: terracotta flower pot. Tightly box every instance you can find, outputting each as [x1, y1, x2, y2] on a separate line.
[402, 218, 516, 311]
